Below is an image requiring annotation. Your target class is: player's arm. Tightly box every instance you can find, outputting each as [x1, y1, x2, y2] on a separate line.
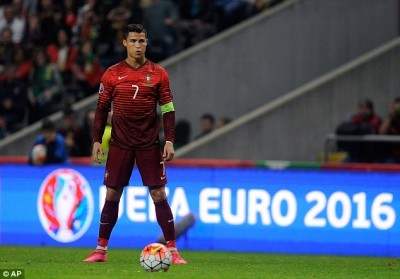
[93, 105, 111, 164]
[158, 68, 175, 161]
[161, 102, 175, 161]
[92, 72, 113, 164]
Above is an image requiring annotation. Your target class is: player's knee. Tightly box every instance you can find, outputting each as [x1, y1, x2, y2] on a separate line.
[149, 186, 166, 203]
[106, 186, 123, 201]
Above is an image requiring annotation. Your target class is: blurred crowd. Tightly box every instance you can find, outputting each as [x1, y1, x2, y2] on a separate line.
[29, 106, 105, 165]
[335, 97, 400, 164]
[0, 0, 284, 139]
[32, 96, 400, 165]
[28, 106, 231, 164]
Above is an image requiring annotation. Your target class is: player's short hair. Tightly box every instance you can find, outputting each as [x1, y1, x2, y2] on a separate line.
[124, 24, 147, 39]
[41, 119, 56, 132]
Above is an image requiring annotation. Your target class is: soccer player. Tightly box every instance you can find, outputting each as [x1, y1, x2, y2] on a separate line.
[83, 24, 187, 264]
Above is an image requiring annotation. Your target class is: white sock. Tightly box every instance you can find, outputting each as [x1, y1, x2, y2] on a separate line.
[96, 245, 107, 251]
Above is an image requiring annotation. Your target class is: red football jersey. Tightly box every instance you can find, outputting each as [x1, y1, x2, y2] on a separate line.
[93, 60, 173, 150]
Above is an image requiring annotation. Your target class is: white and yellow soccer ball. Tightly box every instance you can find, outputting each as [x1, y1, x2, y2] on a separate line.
[140, 243, 171, 272]
[31, 144, 47, 165]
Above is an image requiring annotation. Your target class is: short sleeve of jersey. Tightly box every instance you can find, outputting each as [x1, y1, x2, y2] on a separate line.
[97, 68, 115, 111]
[92, 68, 114, 143]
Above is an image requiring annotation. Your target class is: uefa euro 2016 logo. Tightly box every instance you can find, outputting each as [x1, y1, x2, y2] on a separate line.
[37, 169, 94, 243]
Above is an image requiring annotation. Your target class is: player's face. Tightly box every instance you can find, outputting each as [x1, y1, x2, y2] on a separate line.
[43, 130, 56, 143]
[123, 32, 147, 60]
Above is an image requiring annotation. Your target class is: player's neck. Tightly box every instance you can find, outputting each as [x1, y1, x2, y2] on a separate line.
[125, 57, 147, 69]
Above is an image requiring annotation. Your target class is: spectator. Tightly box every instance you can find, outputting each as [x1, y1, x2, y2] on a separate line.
[63, 0, 79, 30]
[29, 118, 69, 165]
[23, 14, 45, 50]
[50, 5, 72, 41]
[174, 119, 191, 148]
[12, 46, 32, 82]
[214, 0, 248, 32]
[216, 117, 231, 129]
[107, 4, 132, 25]
[73, 0, 101, 44]
[37, 0, 59, 46]
[0, 4, 26, 44]
[335, 98, 382, 162]
[74, 0, 98, 31]
[57, 106, 84, 157]
[121, 0, 143, 24]
[27, 48, 64, 124]
[79, 108, 96, 157]
[176, 0, 215, 49]
[47, 28, 78, 85]
[74, 8, 100, 44]
[0, 64, 27, 136]
[245, 0, 268, 16]
[0, 27, 15, 70]
[336, 99, 381, 134]
[378, 97, 400, 163]
[245, 0, 285, 16]
[143, 0, 179, 62]
[12, 0, 29, 19]
[70, 40, 104, 101]
[100, 4, 133, 66]
[92, 2, 130, 68]
[195, 113, 215, 139]
[23, 0, 40, 16]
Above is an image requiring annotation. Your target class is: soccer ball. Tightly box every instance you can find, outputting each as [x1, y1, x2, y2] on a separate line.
[140, 243, 171, 272]
[31, 144, 47, 165]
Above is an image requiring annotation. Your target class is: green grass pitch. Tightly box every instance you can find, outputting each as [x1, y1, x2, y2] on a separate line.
[0, 246, 399, 279]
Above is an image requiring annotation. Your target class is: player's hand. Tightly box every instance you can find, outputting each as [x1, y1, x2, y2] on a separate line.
[92, 142, 104, 164]
[163, 141, 174, 162]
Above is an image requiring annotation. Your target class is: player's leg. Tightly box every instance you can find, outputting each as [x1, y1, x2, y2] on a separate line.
[83, 145, 136, 263]
[97, 186, 124, 249]
[83, 186, 123, 263]
[148, 186, 187, 264]
[136, 148, 188, 264]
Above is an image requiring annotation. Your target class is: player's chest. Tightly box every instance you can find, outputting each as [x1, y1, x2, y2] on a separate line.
[114, 72, 159, 100]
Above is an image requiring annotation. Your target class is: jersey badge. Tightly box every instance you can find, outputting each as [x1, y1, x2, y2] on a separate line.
[143, 74, 154, 87]
[144, 74, 152, 83]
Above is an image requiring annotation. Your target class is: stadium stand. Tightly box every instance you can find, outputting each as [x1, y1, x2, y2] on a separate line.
[0, 0, 399, 162]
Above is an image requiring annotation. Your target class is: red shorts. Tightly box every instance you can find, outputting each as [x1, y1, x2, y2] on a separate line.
[104, 145, 167, 187]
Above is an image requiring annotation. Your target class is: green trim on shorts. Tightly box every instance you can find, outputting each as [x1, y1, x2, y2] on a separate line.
[160, 102, 175, 114]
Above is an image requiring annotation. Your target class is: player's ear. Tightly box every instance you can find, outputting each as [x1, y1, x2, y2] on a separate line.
[123, 39, 127, 47]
